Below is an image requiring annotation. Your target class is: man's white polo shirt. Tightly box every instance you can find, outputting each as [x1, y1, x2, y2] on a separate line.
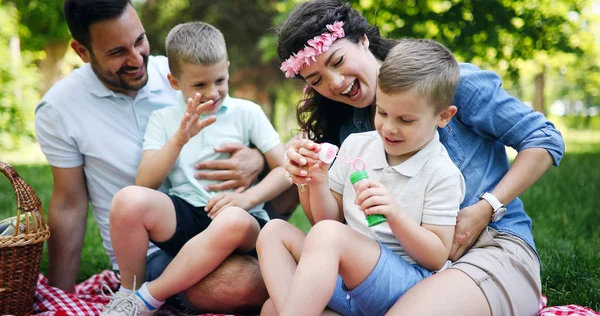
[35, 56, 179, 269]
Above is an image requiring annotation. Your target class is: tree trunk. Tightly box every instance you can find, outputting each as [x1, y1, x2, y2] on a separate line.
[39, 40, 69, 94]
[10, 36, 22, 101]
[533, 66, 545, 114]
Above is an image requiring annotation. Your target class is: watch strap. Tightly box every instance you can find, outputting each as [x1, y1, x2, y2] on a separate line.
[480, 192, 503, 211]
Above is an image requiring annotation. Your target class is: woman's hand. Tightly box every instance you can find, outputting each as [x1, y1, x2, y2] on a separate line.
[449, 200, 492, 261]
[284, 138, 326, 184]
[194, 143, 264, 192]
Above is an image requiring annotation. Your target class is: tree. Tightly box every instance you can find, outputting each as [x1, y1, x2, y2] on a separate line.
[12, 0, 71, 93]
[0, 1, 40, 150]
[349, 0, 588, 114]
[262, 0, 589, 114]
[138, 0, 285, 124]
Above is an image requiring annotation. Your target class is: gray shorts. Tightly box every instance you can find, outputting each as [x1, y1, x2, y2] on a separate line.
[451, 227, 541, 316]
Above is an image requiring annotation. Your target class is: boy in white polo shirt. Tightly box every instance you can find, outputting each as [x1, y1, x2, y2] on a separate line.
[258, 39, 466, 315]
[102, 22, 290, 315]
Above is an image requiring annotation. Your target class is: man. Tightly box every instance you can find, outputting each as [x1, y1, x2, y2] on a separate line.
[35, 0, 268, 313]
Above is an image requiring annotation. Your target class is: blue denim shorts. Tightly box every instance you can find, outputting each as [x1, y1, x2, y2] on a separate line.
[327, 242, 432, 316]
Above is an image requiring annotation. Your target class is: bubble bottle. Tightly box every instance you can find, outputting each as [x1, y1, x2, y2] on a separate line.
[317, 143, 387, 227]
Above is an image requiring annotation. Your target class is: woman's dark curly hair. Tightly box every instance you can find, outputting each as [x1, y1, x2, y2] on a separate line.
[277, 0, 396, 145]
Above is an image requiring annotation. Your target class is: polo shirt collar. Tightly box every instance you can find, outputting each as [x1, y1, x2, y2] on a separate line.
[82, 60, 165, 98]
[370, 131, 441, 177]
[178, 94, 230, 116]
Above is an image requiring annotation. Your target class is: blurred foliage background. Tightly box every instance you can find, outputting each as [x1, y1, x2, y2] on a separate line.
[1, 0, 599, 151]
[1, 0, 599, 310]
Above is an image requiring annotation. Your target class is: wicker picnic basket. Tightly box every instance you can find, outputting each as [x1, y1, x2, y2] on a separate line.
[0, 161, 50, 316]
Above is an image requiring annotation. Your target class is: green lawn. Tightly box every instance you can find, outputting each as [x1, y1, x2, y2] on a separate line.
[1, 116, 598, 310]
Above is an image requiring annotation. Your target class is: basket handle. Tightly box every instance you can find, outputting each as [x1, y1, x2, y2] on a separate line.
[0, 161, 47, 235]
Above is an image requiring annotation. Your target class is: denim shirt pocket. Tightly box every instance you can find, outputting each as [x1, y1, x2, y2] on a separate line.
[439, 125, 467, 169]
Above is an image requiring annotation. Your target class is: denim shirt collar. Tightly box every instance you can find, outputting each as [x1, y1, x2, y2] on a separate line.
[339, 106, 373, 144]
[353, 106, 373, 132]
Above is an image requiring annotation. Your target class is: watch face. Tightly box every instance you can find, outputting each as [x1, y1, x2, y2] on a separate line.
[493, 207, 507, 222]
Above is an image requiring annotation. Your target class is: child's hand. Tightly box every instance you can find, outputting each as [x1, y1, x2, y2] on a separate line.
[354, 179, 400, 219]
[205, 192, 251, 219]
[284, 139, 331, 185]
[175, 93, 217, 146]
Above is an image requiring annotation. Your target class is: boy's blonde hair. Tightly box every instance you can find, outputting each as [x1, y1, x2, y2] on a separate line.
[378, 39, 459, 113]
[166, 21, 227, 77]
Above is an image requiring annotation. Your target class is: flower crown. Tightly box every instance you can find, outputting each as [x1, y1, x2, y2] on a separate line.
[280, 21, 345, 78]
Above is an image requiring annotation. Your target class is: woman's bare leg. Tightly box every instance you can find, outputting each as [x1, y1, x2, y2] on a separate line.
[386, 268, 490, 316]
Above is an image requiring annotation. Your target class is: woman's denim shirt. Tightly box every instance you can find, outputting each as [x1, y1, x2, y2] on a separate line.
[340, 63, 565, 254]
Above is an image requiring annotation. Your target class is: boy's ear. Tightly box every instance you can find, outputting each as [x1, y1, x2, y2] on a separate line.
[167, 73, 180, 90]
[71, 40, 91, 63]
[437, 105, 457, 128]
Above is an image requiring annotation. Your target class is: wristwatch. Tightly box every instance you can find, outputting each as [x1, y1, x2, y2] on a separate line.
[479, 192, 507, 222]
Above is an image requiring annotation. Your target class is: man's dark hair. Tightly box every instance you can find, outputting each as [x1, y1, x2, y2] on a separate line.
[64, 0, 132, 48]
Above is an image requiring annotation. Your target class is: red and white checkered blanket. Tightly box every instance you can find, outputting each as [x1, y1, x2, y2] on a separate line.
[31, 270, 598, 316]
[33, 270, 231, 316]
[538, 295, 599, 316]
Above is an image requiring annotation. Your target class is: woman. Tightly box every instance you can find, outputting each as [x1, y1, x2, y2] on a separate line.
[256, 0, 565, 315]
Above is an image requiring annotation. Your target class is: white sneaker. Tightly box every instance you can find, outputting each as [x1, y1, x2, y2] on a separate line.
[100, 288, 128, 316]
[101, 291, 157, 316]
[100, 279, 157, 316]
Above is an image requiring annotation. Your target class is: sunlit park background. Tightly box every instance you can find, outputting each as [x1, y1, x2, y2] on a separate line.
[1, 0, 599, 311]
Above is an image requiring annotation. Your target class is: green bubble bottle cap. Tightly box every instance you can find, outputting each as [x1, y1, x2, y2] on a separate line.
[349, 170, 369, 184]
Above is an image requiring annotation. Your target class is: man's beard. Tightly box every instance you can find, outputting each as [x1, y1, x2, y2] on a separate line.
[89, 53, 149, 94]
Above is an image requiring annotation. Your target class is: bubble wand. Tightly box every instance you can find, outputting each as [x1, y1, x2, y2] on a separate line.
[317, 143, 387, 227]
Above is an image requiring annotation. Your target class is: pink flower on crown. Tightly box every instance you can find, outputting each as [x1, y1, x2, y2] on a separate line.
[280, 21, 345, 78]
[327, 21, 345, 36]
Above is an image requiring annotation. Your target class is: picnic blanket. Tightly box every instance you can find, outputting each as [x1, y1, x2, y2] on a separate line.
[32, 270, 598, 316]
[33, 270, 230, 316]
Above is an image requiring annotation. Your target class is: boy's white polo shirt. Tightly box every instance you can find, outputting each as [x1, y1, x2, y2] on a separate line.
[143, 95, 281, 220]
[35, 56, 179, 269]
[329, 131, 465, 264]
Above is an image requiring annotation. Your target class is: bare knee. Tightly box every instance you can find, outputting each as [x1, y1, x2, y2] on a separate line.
[256, 219, 291, 253]
[109, 186, 151, 227]
[209, 207, 259, 251]
[304, 220, 346, 249]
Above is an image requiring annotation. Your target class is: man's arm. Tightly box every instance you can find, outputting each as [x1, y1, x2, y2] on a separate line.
[46, 165, 89, 292]
[194, 143, 264, 192]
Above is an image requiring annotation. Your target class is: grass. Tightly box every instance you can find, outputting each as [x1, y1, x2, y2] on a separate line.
[0, 115, 599, 310]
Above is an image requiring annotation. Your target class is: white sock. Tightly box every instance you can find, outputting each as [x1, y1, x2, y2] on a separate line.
[135, 282, 164, 310]
[117, 286, 133, 296]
